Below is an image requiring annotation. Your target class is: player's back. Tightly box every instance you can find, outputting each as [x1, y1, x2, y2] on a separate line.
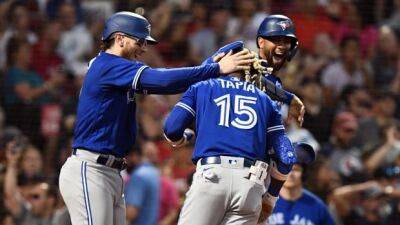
[190, 76, 281, 162]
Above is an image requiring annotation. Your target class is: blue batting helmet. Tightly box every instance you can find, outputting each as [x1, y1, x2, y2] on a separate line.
[101, 12, 158, 44]
[257, 14, 298, 61]
[294, 142, 316, 165]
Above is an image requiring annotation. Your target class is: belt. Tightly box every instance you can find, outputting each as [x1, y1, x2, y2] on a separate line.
[200, 156, 255, 168]
[72, 149, 127, 171]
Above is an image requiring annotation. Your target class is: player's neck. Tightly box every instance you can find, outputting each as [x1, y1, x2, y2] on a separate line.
[105, 48, 122, 57]
[280, 186, 303, 201]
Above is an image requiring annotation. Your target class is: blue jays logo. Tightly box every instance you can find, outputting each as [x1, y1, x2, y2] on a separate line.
[277, 20, 291, 30]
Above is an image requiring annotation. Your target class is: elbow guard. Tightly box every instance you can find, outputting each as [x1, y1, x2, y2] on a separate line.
[272, 133, 297, 166]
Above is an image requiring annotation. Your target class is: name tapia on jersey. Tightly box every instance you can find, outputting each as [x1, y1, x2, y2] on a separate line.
[218, 77, 256, 93]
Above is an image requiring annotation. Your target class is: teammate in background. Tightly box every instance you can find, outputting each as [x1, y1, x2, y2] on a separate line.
[163, 66, 297, 224]
[204, 15, 305, 126]
[203, 15, 306, 223]
[58, 12, 255, 225]
[266, 145, 335, 225]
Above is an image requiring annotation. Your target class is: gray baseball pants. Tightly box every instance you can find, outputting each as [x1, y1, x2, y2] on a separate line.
[59, 150, 125, 225]
[178, 156, 266, 225]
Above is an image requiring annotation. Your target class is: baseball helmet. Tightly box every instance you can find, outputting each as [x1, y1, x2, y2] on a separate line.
[101, 12, 158, 44]
[257, 14, 298, 61]
[294, 142, 316, 165]
[294, 142, 316, 182]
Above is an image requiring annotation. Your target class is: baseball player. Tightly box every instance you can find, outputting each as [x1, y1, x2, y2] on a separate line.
[266, 144, 335, 225]
[58, 12, 255, 225]
[205, 11, 305, 214]
[163, 66, 297, 224]
[203, 15, 305, 222]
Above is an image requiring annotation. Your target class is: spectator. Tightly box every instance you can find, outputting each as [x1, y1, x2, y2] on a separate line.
[3, 141, 70, 225]
[30, 21, 64, 81]
[299, 33, 337, 82]
[339, 85, 373, 119]
[300, 79, 335, 143]
[321, 35, 370, 100]
[371, 25, 400, 91]
[334, 2, 378, 59]
[266, 158, 335, 225]
[189, 8, 231, 64]
[125, 141, 160, 225]
[364, 123, 400, 175]
[3, 37, 63, 146]
[185, 0, 208, 35]
[321, 112, 365, 183]
[158, 159, 179, 225]
[19, 145, 43, 181]
[331, 180, 394, 225]
[157, 20, 190, 67]
[0, 1, 37, 70]
[56, 2, 93, 77]
[226, 0, 264, 50]
[46, 0, 82, 22]
[137, 95, 168, 141]
[354, 91, 397, 152]
[305, 156, 342, 202]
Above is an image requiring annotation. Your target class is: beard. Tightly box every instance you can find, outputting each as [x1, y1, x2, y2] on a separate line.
[121, 44, 142, 60]
[262, 48, 287, 72]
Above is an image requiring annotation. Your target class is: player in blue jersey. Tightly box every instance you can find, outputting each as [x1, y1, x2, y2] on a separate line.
[58, 12, 255, 225]
[163, 67, 298, 224]
[204, 15, 304, 124]
[202, 15, 306, 223]
[266, 149, 335, 225]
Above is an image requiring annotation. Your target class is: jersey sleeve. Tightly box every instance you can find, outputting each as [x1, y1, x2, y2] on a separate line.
[163, 85, 196, 141]
[101, 59, 147, 90]
[266, 101, 285, 134]
[136, 63, 219, 94]
[262, 76, 294, 105]
[266, 101, 296, 165]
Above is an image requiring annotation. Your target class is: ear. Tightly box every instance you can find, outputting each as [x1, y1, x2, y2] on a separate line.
[257, 37, 265, 49]
[114, 34, 124, 47]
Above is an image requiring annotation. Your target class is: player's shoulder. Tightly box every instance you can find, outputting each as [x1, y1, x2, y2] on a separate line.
[190, 77, 222, 89]
[95, 51, 145, 68]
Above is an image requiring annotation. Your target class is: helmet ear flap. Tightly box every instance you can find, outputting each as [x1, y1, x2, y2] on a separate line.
[287, 40, 298, 61]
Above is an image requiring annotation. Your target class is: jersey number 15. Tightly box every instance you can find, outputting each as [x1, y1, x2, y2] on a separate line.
[214, 94, 258, 130]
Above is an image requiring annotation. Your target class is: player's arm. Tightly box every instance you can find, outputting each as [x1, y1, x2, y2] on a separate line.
[163, 86, 196, 147]
[260, 76, 305, 126]
[138, 50, 254, 95]
[265, 129, 296, 201]
[258, 102, 297, 223]
[137, 63, 218, 95]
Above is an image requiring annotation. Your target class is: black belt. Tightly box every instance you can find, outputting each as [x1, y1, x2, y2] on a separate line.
[73, 149, 127, 171]
[200, 156, 256, 168]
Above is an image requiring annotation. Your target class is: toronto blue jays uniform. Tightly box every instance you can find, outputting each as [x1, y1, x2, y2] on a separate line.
[59, 51, 221, 225]
[267, 189, 335, 225]
[164, 75, 296, 225]
[72, 51, 220, 157]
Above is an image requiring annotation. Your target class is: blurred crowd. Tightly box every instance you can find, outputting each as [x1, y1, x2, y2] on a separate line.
[0, 0, 400, 225]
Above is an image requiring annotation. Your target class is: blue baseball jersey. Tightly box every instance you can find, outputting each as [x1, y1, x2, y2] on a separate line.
[169, 76, 285, 162]
[266, 74, 284, 110]
[267, 189, 335, 225]
[73, 51, 220, 157]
